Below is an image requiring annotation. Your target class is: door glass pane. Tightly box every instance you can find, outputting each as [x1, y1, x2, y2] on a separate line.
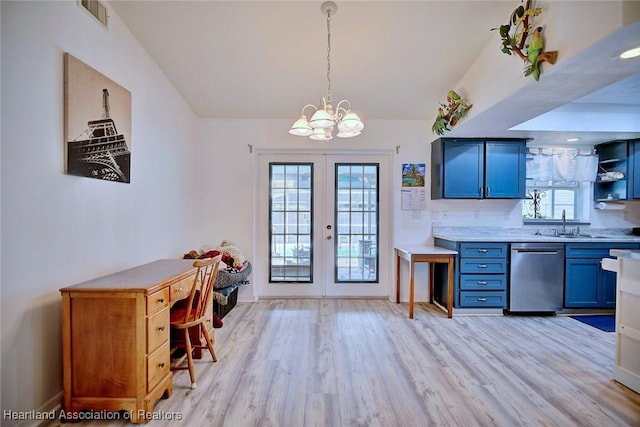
[269, 163, 313, 282]
[335, 164, 379, 282]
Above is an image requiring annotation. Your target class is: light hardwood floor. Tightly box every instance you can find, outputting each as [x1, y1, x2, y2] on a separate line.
[53, 299, 640, 427]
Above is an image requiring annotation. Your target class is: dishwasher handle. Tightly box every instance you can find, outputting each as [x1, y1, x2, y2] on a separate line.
[512, 249, 564, 255]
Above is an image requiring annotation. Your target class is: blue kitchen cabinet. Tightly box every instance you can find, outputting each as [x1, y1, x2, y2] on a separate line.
[457, 242, 508, 308]
[441, 139, 483, 198]
[565, 243, 639, 308]
[431, 138, 526, 199]
[630, 139, 640, 199]
[595, 140, 630, 201]
[485, 141, 527, 198]
[565, 259, 603, 308]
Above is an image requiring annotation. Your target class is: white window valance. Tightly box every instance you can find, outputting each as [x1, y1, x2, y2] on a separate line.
[527, 148, 598, 183]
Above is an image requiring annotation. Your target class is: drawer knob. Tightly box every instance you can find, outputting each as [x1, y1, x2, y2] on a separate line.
[158, 362, 165, 368]
[157, 326, 165, 331]
[477, 297, 488, 302]
[157, 297, 165, 304]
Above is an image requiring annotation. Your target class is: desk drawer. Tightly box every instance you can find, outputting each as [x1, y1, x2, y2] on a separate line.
[460, 291, 506, 308]
[147, 308, 169, 353]
[147, 342, 170, 392]
[170, 276, 193, 303]
[147, 288, 169, 315]
[460, 274, 506, 291]
[460, 258, 507, 274]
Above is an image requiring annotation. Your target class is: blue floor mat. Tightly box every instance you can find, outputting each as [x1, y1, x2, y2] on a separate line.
[570, 315, 615, 332]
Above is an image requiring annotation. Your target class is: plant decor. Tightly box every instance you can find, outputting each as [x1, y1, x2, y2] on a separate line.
[431, 90, 473, 136]
[492, 0, 558, 80]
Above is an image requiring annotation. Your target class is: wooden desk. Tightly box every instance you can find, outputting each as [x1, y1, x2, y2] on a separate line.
[395, 245, 457, 318]
[60, 259, 207, 424]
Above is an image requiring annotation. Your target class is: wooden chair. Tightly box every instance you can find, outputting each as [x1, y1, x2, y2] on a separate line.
[170, 255, 222, 389]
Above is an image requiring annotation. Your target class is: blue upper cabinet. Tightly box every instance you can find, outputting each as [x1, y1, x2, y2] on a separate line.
[485, 140, 527, 198]
[594, 140, 631, 201]
[630, 139, 640, 199]
[431, 138, 527, 199]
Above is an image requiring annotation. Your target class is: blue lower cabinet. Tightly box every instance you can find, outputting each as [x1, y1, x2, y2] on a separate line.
[565, 259, 601, 307]
[457, 243, 508, 309]
[460, 291, 507, 308]
[460, 259, 507, 274]
[565, 243, 640, 308]
[459, 274, 506, 291]
[602, 269, 617, 307]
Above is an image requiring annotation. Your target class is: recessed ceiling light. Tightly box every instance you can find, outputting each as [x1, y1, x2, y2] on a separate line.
[619, 46, 640, 60]
[567, 138, 580, 142]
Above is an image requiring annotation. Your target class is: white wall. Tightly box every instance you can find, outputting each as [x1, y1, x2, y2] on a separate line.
[1, 1, 200, 420]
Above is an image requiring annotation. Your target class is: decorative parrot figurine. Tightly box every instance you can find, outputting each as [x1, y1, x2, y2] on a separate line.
[491, 0, 558, 81]
[527, 27, 544, 80]
[431, 90, 473, 136]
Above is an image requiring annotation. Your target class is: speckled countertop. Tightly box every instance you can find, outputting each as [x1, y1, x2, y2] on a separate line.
[609, 248, 640, 258]
[433, 226, 640, 243]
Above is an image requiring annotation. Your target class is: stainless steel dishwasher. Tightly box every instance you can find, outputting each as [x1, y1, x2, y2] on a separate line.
[509, 243, 565, 314]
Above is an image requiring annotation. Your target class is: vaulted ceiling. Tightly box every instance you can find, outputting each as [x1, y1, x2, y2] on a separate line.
[109, 1, 640, 146]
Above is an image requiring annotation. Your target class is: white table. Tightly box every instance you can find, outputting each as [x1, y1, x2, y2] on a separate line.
[395, 245, 457, 318]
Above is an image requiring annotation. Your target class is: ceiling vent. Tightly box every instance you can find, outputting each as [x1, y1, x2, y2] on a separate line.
[79, 0, 108, 28]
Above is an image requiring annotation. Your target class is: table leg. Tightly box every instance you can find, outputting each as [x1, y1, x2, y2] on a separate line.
[447, 256, 454, 318]
[409, 258, 415, 319]
[396, 250, 401, 303]
[429, 262, 434, 304]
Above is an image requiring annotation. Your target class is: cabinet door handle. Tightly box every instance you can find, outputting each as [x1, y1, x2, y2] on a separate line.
[477, 249, 488, 253]
[479, 187, 484, 197]
[477, 297, 488, 302]
[477, 280, 488, 285]
[477, 264, 488, 268]
[485, 186, 490, 196]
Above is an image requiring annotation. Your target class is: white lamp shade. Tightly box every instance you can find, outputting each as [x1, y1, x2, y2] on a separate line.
[289, 116, 313, 136]
[309, 127, 333, 141]
[309, 109, 334, 129]
[338, 111, 364, 132]
[336, 130, 361, 138]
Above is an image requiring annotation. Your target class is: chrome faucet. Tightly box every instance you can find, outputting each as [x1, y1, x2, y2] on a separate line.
[561, 209, 566, 235]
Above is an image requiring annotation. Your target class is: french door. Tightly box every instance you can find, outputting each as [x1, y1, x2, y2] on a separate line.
[255, 152, 390, 297]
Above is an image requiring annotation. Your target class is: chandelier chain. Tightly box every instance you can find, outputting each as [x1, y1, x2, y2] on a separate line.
[326, 8, 332, 104]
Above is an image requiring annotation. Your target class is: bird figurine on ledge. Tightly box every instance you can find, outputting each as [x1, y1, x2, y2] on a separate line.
[492, 0, 558, 81]
[432, 90, 473, 136]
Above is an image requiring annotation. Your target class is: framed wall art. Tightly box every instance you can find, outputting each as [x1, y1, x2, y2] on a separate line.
[64, 52, 131, 183]
[401, 163, 426, 210]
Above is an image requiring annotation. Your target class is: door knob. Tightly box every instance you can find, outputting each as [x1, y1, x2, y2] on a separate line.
[326, 235, 332, 240]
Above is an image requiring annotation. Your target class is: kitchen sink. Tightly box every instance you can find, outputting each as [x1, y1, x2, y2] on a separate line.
[530, 232, 607, 239]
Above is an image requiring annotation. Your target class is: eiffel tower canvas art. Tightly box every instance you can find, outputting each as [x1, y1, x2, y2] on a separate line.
[64, 53, 131, 183]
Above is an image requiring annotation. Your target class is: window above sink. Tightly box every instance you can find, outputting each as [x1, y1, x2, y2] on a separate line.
[522, 147, 598, 225]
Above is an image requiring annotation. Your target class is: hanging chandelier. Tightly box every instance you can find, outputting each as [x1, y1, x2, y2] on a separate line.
[289, 1, 364, 141]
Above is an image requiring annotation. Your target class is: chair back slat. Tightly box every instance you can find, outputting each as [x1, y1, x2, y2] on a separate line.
[181, 255, 222, 323]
